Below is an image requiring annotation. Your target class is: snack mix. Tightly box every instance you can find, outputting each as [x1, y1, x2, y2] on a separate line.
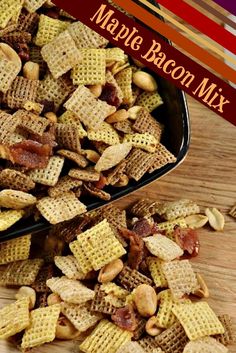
[0, 198, 234, 352]
[0, 0, 177, 230]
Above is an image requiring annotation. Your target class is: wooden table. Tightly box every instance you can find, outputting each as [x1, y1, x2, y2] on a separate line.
[0, 96, 235, 352]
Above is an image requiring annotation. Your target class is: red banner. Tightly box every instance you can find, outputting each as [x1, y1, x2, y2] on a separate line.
[53, 0, 236, 125]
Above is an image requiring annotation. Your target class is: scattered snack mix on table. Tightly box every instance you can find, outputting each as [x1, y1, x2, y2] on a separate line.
[0, 198, 234, 353]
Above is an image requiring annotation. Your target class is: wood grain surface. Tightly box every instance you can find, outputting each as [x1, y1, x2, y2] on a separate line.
[0, 95, 235, 353]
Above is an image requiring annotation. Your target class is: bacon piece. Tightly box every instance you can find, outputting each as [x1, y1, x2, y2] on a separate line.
[112, 305, 138, 332]
[94, 174, 107, 190]
[100, 83, 120, 107]
[174, 226, 200, 257]
[9, 140, 51, 169]
[132, 218, 159, 237]
[119, 228, 144, 270]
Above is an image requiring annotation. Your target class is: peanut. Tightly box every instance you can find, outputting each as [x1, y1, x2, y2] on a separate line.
[114, 174, 129, 187]
[133, 284, 157, 317]
[184, 214, 209, 229]
[15, 286, 36, 310]
[106, 109, 129, 124]
[145, 316, 163, 336]
[56, 316, 80, 340]
[193, 273, 209, 298]
[23, 61, 40, 80]
[0, 43, 21, 72]
[128, 106, 142, 120]
[205, 207, 225, 231]
[47, 293, 62, 306]
[88, 84, 103, 98]
[45, 112, 58, 123]
[133, 71, 158, 92]
[98, 259, 124, 283]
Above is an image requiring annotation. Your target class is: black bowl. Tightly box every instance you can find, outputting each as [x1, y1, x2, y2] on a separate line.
[0, 2, 190, 242]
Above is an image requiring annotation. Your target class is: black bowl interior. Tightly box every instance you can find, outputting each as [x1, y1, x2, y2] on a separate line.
[0, 1, 190, 242]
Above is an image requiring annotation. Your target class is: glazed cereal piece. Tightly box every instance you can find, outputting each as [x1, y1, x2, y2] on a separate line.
[24, 0, 47, 13]
[46, 277, 94, 304]
[0, 210, 24, 231]
[54, 255, 86, 280]
[147, 257, 168, 288]
[149, 143, 177, 173]
[29, 156, 65, 187]
[0, 111, 20, 144]
[3, 76, 39, 109]
[215, 315, 234, 346]
[124, 133, 158, 153]
[133, 108, 163, 142]
[117, 266, 152, 291]
[126, 149, 156, 181]
[36, 192, 86, 225]
[67, 21, 108, 49]
[0, 189, 37, 209]
[172, 301, 225, 340]
[41, 30, 82, 79]
[156, 321, 189, 353]
[35, 14, 68, 47]
[72, 49, 106, 86]
[0, 259, 44, 286]
[55, 123, 81, 153]
[0, 235, 31, 265]
[57, 150, 88, 168]
[61, 302, 102, 332]
[139, 335, 162, 353]
[70, 220, 126, 272]
[79, 319, 132, 353]
[162, 260, 199, 299]
[183, 337, 228, 353]
[64, 85, 116, 130]
[143, 235, 184, 261]
[48, 176, 82, 198]
[31, 264, 54, 293]
[135, 91, 163, 112]
[21, 304, 61, 349]
[162, 199, 200, 221]
[91, 284, 117, 315]
[155, 290, 177, 329]
[0, 297, 30, 339]
[37, 74, 73, 111]
[115, 67, 133, 105]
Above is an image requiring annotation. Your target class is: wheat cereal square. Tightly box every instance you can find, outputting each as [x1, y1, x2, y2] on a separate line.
[172, 301, 225, 340]
[162, 260, 199, 299]
[46, 277, 94, 304]
[79, 319, 132, 353]
[64, 85, 115, 130]
[72, 49, 106, 85]
[0, 298, 30, 339]
[0, 235, 31, 265]
[143, 235, 184, 261]
[21, 304, 60, 349]
[36, 192, 86, 225]
[35, 14, 68, 46]
[61, 302, 102, 332]
[41, 30, 82, 78]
